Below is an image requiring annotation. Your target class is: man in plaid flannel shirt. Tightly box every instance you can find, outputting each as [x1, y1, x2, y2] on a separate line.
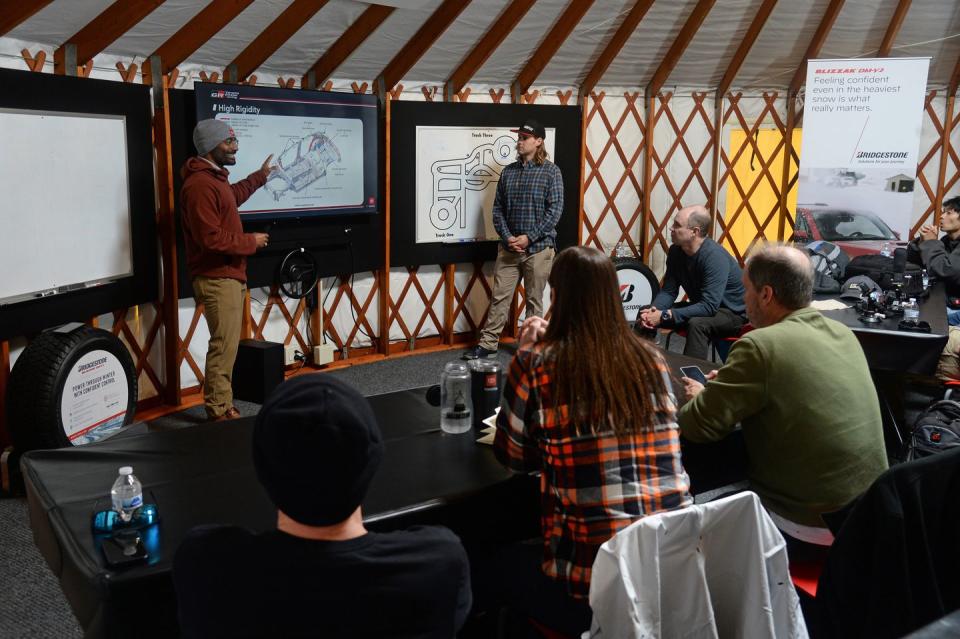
[464, 119, 564, 360]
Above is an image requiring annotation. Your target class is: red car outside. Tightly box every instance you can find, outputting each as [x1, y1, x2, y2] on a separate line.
[792, 205, 908, 258]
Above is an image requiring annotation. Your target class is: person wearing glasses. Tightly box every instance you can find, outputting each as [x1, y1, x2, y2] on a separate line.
[638, 204, 747, 359]
[180, 119, 273, 421]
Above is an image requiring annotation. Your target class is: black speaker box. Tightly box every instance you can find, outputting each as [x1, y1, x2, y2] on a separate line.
[232, 340, 284, 404]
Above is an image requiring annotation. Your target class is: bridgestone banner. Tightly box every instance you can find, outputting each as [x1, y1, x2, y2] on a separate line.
[795, 58, 930, 245]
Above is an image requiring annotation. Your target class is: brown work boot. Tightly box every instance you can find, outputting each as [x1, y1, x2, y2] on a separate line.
[208, 406, 242, 422]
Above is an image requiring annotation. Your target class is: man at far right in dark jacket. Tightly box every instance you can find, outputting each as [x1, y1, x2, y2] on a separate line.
[908, 195, 960, 379]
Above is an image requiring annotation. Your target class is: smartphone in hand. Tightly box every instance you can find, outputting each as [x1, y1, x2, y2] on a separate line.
[680, 365, 708, 385]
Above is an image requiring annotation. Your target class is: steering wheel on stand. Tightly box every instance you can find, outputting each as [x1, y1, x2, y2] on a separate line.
[277, 248, 319, 309]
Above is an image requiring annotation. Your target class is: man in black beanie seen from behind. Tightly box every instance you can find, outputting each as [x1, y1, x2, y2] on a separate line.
[173, 374, 472, 638]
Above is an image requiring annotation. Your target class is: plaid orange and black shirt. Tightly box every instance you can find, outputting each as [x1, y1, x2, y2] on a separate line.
[494, 344, 693, 599]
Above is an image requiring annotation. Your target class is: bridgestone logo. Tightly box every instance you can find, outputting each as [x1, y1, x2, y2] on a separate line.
[856, 151, 907, 159]
[78, 357, 107, 373]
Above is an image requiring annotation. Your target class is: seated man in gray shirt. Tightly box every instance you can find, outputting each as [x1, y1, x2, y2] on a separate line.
[639, 204, 747, 359]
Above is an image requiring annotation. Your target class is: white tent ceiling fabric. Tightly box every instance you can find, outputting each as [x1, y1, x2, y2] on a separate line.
[2, 0, 958, 89]
[2, 0, 959, 377]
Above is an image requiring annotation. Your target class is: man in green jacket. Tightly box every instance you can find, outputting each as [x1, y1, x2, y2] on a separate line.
[678, 244, 887, 547]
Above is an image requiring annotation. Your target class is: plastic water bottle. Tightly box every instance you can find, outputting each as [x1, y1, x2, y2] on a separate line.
[111, 466, 143, 523]
[922, 269, 930, 289]
[880, 242, 892, 258]
[904, 298, 920, 322]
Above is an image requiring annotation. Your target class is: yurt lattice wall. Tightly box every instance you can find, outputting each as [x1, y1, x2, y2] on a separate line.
[0, 0, 958, 439]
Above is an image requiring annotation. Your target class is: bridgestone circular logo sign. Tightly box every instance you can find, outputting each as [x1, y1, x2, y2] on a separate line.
[617, 268, 655, 322]
[60, 349, 130, 445]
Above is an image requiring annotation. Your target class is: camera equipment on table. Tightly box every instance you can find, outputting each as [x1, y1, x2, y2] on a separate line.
[841, 277, 904, 323]
[855, 289, 903, 323]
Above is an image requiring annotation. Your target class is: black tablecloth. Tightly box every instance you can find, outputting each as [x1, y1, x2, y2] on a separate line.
[818, 284, 949, 375]
[22, 352, 741, 638]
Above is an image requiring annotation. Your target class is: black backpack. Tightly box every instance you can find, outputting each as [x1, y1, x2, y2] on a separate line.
[806, 241, 849, 293]
[845, 253, 924, 294]
[904, 399, 960, 461]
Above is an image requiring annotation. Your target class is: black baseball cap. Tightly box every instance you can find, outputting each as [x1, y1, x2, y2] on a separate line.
[511, 119, 546, 139]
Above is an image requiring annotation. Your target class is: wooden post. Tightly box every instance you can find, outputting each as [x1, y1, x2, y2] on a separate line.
[777, 94, 797, 241]
[578, 94, 588, 245]
[934, 93, 956, 226]
[146, 55, 181, 405]
[443, 265, 455, 345]
[935, 58, 960, 225]
[641, 92, 656, 261]
[708, 95, 724, 234]
[379, 97, 392, 355]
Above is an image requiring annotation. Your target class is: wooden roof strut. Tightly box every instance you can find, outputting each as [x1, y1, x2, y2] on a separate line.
[511, 0, 595, 103]
[224, 0, 330, 84]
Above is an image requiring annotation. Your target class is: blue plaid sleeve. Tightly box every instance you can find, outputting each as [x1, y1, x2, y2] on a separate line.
[492, 174, 512, 241]
[531, 163, 564, 243]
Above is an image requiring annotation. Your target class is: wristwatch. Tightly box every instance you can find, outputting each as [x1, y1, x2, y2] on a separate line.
[661, 309, 672, 324]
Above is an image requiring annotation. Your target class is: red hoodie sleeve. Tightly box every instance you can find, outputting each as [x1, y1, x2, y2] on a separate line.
[183, 184, 258, 256]
[230, 170, 267, 207]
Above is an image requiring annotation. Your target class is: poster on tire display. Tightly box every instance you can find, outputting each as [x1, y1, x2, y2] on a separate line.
[795, 58, 929, 247]
[60, 350, 129, 445]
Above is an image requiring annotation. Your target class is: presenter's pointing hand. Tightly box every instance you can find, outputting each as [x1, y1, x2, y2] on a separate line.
[254, 233, 269, 249]
[260, 154, 275, 179]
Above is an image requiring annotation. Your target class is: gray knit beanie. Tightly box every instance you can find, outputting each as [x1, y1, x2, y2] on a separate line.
[193, 119, 233, 156]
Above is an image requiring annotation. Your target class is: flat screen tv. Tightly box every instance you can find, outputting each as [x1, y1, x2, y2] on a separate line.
[194, 83, 379, 221]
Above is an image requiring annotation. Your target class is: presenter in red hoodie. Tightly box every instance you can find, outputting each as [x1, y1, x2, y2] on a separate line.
[180, 119, 273, 421]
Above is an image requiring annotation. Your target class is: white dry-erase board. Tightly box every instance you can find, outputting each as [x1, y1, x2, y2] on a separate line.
[0, 108, 134, 304]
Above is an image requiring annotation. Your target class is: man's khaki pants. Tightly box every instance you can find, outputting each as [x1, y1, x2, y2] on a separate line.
[193, 276, 244, 418]
[479, 246, 555, 351]
[938, 326, 960, 381]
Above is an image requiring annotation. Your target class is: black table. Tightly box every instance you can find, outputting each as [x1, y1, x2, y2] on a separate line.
[817, 284, 950, 456]
[22, 352, 741, 638]
[818, 283, 949, 375]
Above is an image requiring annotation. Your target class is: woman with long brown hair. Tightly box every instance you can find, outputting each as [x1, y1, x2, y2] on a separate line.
[485, 245, 692, 635]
